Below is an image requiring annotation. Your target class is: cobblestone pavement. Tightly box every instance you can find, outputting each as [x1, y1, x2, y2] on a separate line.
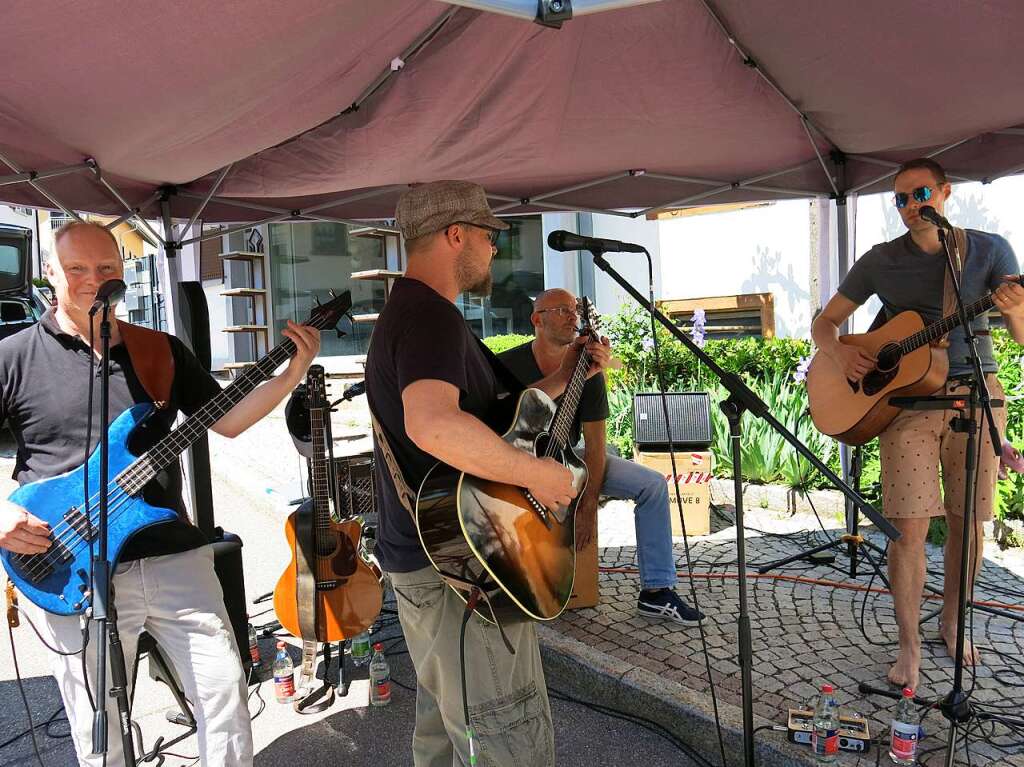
[553, 505, 1024, 766]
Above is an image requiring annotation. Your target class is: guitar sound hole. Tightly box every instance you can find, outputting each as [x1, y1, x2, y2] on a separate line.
[876, 342, 902, 372]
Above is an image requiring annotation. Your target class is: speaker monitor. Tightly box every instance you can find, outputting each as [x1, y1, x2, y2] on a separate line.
[632, 392, 712, 451]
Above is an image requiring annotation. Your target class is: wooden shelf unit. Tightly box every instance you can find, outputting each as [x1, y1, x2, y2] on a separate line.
[220, 250, 269, 376]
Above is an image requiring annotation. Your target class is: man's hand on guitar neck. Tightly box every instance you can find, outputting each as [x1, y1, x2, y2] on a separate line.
[0, 501, 50, 555]
[560, 334, 612, 382]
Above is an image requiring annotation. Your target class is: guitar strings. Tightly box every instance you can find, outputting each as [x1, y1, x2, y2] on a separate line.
[17, 312, 336, 584]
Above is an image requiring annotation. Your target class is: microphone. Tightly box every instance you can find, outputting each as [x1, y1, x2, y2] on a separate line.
[919, 205, 953, 230]
[547, 230, 645, 254]
[88, 279, 127, 316]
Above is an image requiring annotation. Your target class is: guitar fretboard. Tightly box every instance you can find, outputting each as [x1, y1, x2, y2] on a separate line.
[116, 307, 339, 495]
[899, 293, 995, 354]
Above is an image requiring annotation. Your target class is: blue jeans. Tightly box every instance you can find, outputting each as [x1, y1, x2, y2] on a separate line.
[601, 453, 677, 590]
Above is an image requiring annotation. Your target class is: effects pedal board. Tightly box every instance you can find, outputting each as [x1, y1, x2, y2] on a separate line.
[787, 709, 871, 753]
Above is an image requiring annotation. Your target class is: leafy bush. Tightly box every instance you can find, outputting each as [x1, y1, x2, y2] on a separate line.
[481, 334, 534, 355]
[482, 310, 1024, 523]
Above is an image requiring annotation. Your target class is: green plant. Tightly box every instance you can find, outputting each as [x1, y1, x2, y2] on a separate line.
[481, 334, 534, 355]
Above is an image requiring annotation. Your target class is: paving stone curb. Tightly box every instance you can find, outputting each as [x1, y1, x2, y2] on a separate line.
[538, 624, 819, 767]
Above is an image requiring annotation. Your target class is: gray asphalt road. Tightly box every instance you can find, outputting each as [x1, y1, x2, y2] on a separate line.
[0, 405, 699, 767]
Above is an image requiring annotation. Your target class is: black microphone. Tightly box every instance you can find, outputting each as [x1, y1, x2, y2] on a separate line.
[547, 230, 645, 253]
[88, 279, 127, 316]
[919, 205, 953, 230]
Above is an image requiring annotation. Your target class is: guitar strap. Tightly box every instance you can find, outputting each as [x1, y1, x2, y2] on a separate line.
[117, 321, 174, 409]
[939, 227, 971, 341]
[368, 336, 525, 521]
[370, 411, 418, 520]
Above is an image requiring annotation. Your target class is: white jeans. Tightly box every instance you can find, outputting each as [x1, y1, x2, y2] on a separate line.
[25, 545, 253, 767]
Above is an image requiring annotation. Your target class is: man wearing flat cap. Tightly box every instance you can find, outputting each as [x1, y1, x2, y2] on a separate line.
[365, 180, 611, 766]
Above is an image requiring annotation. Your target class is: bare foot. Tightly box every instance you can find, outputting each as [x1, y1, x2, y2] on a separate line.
[888, 644, 920, 690]
[941, 622, 981, 666]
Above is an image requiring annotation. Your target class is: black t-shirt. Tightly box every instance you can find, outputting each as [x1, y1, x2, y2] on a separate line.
[0, 310, 221, 560]
[364, 278, 512, 573]
[498, 340, 609, 447]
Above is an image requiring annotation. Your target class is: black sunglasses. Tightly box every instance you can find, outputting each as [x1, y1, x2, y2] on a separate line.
[452, 221, 501, 246]
[894, 185, 934, 210]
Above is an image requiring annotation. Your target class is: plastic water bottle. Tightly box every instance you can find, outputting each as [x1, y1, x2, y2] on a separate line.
[272, 641, 295, 703]
[368, 642, 391, 707]
[351, 630, 371, 667]
[889, 688, 920, 765]
[247, 619, 261, 668]
[811, 683, 839, 762]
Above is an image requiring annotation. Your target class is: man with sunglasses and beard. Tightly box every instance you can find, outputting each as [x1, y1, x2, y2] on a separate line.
[812, 158, 1024, 692]
[365, 181, 610, 766]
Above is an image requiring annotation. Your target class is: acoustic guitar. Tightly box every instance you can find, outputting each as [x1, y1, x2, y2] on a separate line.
[806, 283, 1013, 445]
[415, 298, 599, 624]
[273, 365, 382, 642]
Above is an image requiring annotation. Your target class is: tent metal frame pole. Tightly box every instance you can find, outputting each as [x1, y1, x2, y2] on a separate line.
[301, 184, 409, 215]
[102, 191, 162, 232]
[302, 213, 399, 232]
[181, 163, 233, 236]
[89, 167, 167, 247]
[847, 153, 974, 183]
[801, 118, 840, 197]
[0, 151, 85, 222]
[177, 191, 291, 217]
[441, 0, 662, 21]
[0, 161, 92, 188]
[179, 214, 293, 247]
[848, 136, 973, 194]
[993, 128, 1024, 136]
[269, 8, 458, 153]
[699, 0, 843, 194]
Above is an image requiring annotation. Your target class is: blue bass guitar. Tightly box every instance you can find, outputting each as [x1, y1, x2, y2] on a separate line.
[1, 291, 351, 615]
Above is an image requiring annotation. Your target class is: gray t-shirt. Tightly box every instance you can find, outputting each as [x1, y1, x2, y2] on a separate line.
[838, 230, 1019, 375]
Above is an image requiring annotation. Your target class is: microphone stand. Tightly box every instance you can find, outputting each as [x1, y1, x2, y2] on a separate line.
[584, 247, 900, 767]
[90, 300, 137, 765]
[932, 226, 1000, 767]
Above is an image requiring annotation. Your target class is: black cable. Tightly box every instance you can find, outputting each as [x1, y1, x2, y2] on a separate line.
[643, 247, 728, 767]
[547, 687, 717, 767]
[459, 590, 480, 766]
[8, 618, 45, 766]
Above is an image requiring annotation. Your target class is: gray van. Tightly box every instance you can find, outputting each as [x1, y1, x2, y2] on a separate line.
[0, 224, 48, 341]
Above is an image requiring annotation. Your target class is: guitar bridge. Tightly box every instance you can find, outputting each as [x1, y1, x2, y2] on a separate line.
[521, 490, 552, 528]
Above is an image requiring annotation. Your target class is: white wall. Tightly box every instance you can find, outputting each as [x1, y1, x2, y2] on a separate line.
[656, 200, 813, 338]
[543, 199, 816, 339]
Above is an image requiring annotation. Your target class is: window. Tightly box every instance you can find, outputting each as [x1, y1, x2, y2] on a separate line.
[458, 216, 543, 338]
[659, 293, 775, 340]
[269, 223, 387, 355]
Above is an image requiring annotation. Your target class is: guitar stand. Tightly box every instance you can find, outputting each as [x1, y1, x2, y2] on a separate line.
[292, 641, 338, 715]
[757, 444, 890, 582]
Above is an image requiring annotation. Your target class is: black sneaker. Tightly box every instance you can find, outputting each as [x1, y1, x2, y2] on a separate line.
[637, 589, 704, 623]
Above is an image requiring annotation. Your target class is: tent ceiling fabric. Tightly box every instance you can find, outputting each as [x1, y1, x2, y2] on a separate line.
[2, 0, 1023, 223]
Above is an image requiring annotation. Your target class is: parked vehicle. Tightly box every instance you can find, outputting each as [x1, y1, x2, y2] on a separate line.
[0, 224, 48, 341]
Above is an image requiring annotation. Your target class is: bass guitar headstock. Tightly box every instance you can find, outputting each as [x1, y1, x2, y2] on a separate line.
[305, 290, 353, 335]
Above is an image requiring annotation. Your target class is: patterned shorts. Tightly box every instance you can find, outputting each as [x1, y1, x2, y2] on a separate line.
[880, 374, 1006, 521]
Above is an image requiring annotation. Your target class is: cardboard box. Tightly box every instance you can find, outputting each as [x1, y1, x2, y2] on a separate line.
[635, 451, 712, 537]
[566, 531, 599, 609]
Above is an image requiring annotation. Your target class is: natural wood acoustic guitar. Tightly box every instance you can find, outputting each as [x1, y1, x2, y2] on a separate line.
[807, 283, 1013, 445]
[274, 365, 382, 642]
